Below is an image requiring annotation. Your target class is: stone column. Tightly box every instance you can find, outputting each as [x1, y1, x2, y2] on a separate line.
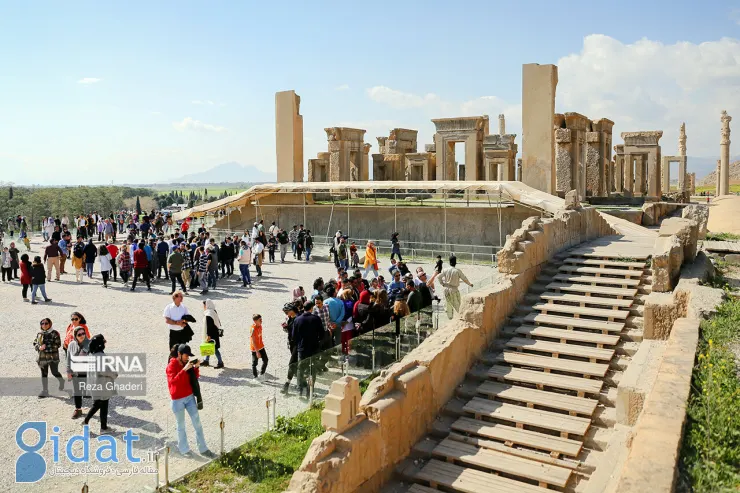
[615, 157, 623, 193]
[498, 114, 505, 135]
[661, 157, 670, 194]
[679, 123, 687, 191]
[465, 133, 480, 180]
[361, 144, 371, 181]
[555, 128, 573, 194]
[647, 150, 660, 198]
[522, 63, 558, 193]
[720, 111, 732, 196]
[585, 131, 601, 196]
[622, 155, 631, 195]
[716, 159, 721, 196]
[516, 158, 522, 181]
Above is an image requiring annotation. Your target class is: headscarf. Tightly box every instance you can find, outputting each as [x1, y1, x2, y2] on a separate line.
[354, 290, 372, 319]
[203, 299, 221, 329]
[292, 286, 304, 301]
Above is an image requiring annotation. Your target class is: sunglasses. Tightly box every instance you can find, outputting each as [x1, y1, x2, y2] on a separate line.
[40, 321, 49, 326]
[76, 332, 85, 337]
[71, 317, 80, 321]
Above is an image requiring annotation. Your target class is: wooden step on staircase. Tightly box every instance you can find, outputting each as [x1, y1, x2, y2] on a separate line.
[401, 244, 650, 492]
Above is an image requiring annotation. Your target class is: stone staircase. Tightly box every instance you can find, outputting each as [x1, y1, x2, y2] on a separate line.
[385, 243, 651, 493]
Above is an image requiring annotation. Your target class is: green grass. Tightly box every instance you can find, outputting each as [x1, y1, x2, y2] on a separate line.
[173, 403, 324, 493]
[174, 370, 385, 493]
[706, 232, 740, 242]
[679, 298, 740, 491]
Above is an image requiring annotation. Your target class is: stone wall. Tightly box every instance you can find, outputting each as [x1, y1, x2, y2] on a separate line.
[652, 217, 699, 292]
[497, 206, 617, 274]
[217, 199, 532, 250]
[641, 201, 684, 226]
[602, 209, 643, 224]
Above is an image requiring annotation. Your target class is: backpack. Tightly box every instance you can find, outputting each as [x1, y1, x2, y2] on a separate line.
[73, 243, 85, 259]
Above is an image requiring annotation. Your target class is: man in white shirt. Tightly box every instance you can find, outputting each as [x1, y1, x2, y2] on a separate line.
[437, 255, 473, 319]
[268, 221, 278, 237]
[163, 291, 191, 349]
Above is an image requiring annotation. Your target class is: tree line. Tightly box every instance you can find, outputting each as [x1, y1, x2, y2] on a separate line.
[0, 184, 236, 228]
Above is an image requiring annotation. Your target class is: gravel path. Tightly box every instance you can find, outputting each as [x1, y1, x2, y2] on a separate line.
[2, 235, 497, 493]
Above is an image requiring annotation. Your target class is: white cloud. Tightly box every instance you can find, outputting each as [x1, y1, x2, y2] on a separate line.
[172, 117, 227, 133]
[336, 84, 350, 91]
[77, 77, 102, 84]
[557, 34, 740, 156]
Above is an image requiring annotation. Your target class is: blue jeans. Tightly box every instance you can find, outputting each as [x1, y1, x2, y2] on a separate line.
[239, 264, 251, 284]
[339, 259, 348, 271]
[171, 394, 208, 455]
[86, 262, 94, 277]
[208, 270, 217, 288]
[31, 284, 47, 302]
[204, 348, 223, 366]
[305, 247, 312, 262]
[363, 265, 378, 279]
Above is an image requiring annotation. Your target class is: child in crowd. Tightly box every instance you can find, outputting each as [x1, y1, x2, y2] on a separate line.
[250, 314, 268, 378]
[435, 255, 443, 274]
[350, 241, 359, 269]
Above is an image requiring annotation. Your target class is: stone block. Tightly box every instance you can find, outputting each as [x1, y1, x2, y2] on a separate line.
[681, 204, 709, 239]
[644, 292, 680, 340]
[658, 217, 698, 262]
[652, 235, 684, 292]
[725, 253, 740, 264]
[564, 189, 580, 210]
[616, 340, 667, 425]
[321, 376, 361, 433]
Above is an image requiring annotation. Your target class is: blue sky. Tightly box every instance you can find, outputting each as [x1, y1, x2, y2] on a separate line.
[1, 0, 740, 185]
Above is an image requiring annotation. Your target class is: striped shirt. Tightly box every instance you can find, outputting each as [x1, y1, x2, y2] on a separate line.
[197, 252, 211, 273]
[312, 304, 332, 331]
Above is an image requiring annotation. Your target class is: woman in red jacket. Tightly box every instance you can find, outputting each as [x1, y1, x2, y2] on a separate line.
[20, 254, 32, 301]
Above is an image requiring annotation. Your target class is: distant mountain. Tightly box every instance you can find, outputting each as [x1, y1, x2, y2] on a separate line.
[698, 160, 740, 186]
[165, 162, 275, 184]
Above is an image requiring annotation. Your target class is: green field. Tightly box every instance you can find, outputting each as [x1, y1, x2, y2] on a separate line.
[694, 184, 740, 194]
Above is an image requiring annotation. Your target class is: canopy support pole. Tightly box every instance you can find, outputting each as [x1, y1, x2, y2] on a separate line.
[443, 191, 448, 250]
[394, 190, 397, 233]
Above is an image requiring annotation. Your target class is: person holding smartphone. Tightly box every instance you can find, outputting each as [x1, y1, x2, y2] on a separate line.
[166, 344, 215, 458]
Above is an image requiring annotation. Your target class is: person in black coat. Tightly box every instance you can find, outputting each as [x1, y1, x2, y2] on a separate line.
[83, 239, 97, 278]
[201, 299, 223, 368]
[292, 301, 324, 397]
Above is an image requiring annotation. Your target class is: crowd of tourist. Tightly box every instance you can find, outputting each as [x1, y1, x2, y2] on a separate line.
[16, 207, 472, 457]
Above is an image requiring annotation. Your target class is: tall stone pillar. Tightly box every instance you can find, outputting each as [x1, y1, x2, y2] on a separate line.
[555, 128, 573, 194]
[362, 144, 371, 181]
[522, 63, 558, 193]
[498, 114, 506, 135]
[716, 159, 721, 196]
[661, 157, 670, 193]
[585, 132, 601, 196]
[624, 154, 633, 195]
[720, 111, 732, 196]
[275, 90, 304, 182]
[516, 158, 522, 181]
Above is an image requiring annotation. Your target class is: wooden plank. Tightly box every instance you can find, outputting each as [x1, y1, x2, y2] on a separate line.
[447, 432, 592, 473]
[540, 291, 633, 308]
[553, 273, 640, 287]
[506, 337, 615, 362]
[477, 380, 599, 416]
[524, 312, 625, 333]
[488, 365, 603, 395]
[559, 265, 644, 277]
[416, 459, 550, 493]
[546, 282, 638, 298]
[565, 249, 650, 260]
[451, 416, 583, 457]
[433, 438, 572, 488]
[463, 397, 591, 436]
[515, 325, 620, 347]
[564, 257, 646, 269]
[497, 351, 610, 378]
[533, 302, 629, 320]
[408, 485, 439, 493]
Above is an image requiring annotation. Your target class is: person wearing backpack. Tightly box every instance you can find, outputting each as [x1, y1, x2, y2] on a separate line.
[71, 237, 86, 283]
